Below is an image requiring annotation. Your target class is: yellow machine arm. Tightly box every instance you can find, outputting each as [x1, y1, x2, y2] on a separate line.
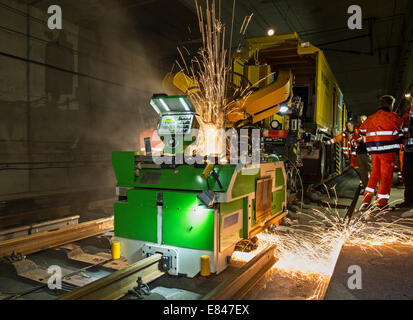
[225, 70, 292, 124]
[162, 72, 199, 95]
[163, 69, 292, 124]
[162, 62, 292, 130]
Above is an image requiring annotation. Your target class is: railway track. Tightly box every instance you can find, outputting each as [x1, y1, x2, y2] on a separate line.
[0, 170, 355, 300]
[0, 217, 114, 260]
[57, 245, 277, 300]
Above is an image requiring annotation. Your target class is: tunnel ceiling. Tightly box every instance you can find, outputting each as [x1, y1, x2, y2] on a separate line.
[24, 0, 413, 117]
[178, 0, 413, 117]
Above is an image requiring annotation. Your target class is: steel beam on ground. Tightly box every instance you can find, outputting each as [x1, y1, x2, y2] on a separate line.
[0, 217, 114, 260]
[57, 253, 164, 300]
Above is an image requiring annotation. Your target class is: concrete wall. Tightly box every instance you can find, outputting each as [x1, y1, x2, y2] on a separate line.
[0, 0, 166, 199]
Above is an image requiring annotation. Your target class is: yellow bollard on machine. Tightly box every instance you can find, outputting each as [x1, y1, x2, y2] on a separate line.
[111, 241, 120, 260]
[200, 255, 211, 276]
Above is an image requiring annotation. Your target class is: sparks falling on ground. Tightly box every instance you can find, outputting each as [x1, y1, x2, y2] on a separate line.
[232, 186, 413, 299]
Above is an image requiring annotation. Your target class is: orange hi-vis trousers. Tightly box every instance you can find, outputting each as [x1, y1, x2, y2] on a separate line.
[363, 152, 396, 207]
[350, 153, 358, 169]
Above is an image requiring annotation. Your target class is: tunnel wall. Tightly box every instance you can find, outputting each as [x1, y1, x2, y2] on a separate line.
[0, 0, 163, 199]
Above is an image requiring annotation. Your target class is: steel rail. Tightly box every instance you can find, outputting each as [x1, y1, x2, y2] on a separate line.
[203, 244, 277, 300]
[0, 217, 114, 260]
[57, 253, 165, 300]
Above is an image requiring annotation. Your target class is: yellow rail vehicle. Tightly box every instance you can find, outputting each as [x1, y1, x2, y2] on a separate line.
[229, 32, 349, 185]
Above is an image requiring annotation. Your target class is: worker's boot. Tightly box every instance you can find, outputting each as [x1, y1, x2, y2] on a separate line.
[376, 198, 389, 210]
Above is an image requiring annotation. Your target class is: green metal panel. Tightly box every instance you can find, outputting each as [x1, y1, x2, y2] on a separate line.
[231, 169, 260, 198]
[242, 197, 249, 238]
[112, 151, 236, 191]
[275, 167, 285, 187]
[162, 192, 215, 251]
[272, 187, 285, 214]
[112, 152, 136, 187]
[219, 198, 245, 248]
[251, 198, 257, 226]
[136, 165, 235, 192]
[219, 198, 244, 215]
[219, 198, 244, 252]
[114, 189, 157, 242]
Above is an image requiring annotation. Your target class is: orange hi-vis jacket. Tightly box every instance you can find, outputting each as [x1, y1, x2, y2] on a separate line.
[350, 124, 362, 153]
[359, 107, 403, 154]
[326, 131, 352, 158]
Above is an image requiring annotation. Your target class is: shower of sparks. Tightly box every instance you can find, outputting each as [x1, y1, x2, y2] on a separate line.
[176, 0, 253, 157]
[176, 0, 226, 156]
[232, 186, 413, 299]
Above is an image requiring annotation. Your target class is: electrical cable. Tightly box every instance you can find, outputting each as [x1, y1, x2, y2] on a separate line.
[0, 50, 150, 93]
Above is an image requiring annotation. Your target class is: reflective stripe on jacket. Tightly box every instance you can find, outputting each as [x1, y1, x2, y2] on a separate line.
[359, 107, 403, 154]
[326, 131, 351, 157]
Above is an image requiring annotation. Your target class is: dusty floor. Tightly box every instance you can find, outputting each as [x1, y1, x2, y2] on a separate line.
[244, 268, 329, 300]
[325, 170, 413, 300]
[246, 169, 413, 300]
[325, 244, 413, 300]
[1, 169, 412, 300]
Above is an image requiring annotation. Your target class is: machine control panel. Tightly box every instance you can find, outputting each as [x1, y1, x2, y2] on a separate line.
[158, 113, 194, 135]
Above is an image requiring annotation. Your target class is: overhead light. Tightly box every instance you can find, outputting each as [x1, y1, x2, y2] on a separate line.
[159, 98, 170, 112]
[405, 93, 411, 98]
[279, 105, 289, 113]
[150, 100, 161, 114]
[179, 97, 190, 111]
[267, 28, 275, 36]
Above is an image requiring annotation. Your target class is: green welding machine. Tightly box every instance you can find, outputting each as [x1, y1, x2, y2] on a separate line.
[112, 94, 287, 277]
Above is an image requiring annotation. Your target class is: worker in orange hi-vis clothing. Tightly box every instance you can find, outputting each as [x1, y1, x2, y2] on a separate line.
[325, 121, 358, 168]
[351, 115, 370, 187]
[359, 95, 403, 210]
